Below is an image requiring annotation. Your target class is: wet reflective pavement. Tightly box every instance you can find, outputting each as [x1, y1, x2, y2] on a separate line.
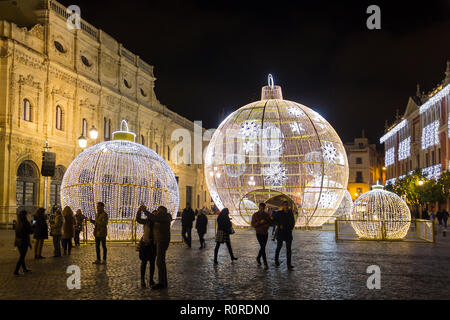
[0, 229, 449, 300]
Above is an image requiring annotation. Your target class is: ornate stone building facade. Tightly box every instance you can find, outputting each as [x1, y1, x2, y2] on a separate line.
[0, 0, 210, 226]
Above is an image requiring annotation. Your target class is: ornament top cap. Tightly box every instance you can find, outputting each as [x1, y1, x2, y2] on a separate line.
[113, 120, 136, 142]
[261, 74, 283, 100]
[372, 181, 384, 190]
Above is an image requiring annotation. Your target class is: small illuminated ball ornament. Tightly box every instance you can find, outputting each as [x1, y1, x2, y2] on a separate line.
[61, 120, 179, 241]
[350, 184, 411, 240]
[204, 75, 349, 227]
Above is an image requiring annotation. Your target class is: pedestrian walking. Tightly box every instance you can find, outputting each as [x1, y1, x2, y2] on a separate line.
[90, 202, 108, 264]
[181, 203, 195, 248]
[214, 208, 238, 264]
[148, 205, 172, 290]
[61, 206, 75, 255]
[32, 207, 48, 259]
[50, 209, 63, 257]
[136, 206, 156, 288]
[272, 201, 295, 270]
[437, 209, 444, 226]
[442, 208, 449, 229]
[251, 203, 272, 270]
[74, 209, 86, 246]
[13, 210, 33, 276]
[195, 209, 208, 249]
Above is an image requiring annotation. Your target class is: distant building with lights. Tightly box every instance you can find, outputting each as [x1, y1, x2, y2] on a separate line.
[380, 61, 449, 189]
[0, 0, 210, 227]
[344, 132, 384, 200]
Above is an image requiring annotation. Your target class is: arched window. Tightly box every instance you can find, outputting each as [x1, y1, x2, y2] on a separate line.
[22, 99, 32, 122]
[55, 106, 63, 130]
[167, 146, 170, 161]
[155, 143, 159, 154]
[104, 117, 111, 140]
[16, 160, 39, 210]
[82, 119, 88, 137]
[141, 135, 145, 145]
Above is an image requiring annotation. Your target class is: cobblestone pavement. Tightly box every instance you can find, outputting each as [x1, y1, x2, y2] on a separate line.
[1, 228, 449, 300]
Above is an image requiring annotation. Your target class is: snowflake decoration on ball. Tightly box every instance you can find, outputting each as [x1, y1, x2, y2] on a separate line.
[263, 163, 288, 186]
[321, 141, 337, 163]
[240, 120, 260, 138]
[287, 106, 306, 118]
[290, 122, 304, 134]
[243, 141, 255, 154]
[318, 191, 338, 208]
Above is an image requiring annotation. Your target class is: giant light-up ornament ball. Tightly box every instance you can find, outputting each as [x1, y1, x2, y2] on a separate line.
[350, 184, 411, 240]
[61, 120, 179, 241]
[205, 75, 349, 227]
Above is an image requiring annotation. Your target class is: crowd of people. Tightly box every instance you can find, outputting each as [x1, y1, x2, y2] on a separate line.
[13, 200, 297, 288]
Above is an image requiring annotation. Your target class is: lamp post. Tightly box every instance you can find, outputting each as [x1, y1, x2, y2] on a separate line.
[89, 125, 98, 140]
[78, 135, 87, 149]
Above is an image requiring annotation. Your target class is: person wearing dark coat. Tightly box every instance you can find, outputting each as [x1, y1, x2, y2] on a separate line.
[442, 209, 449, 228]
[136, 207, 157, 288]
[146, 205, 172, 290]
[14, 210, 33, 275]
[272, 201, 295, 270]
[195, 210, 208, 249]
[437, 210, 444, 226]
[32, 208, 48, 259]
[181, 204, 195, 248]
[74, 209, 86, 246]
[214, 208, 238, 264]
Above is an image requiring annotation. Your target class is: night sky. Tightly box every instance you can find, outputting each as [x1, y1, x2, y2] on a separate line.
[59, 0, 450, 145]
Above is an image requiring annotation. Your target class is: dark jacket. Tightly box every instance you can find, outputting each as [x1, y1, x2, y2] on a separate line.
[92, 211, 108, 238]
[136, 210, 155, 245]
[272, 209, 295, 241]
[181, 208, 195, 228]
[33, 215, 48, 240]
[217, 213, 232, 233]
[442, 210, 449, 221]
[251, 211, 272, 235]
[195, 213, 208, 234]
[15, 219, 33, 247]
[150, 211, 172, 242]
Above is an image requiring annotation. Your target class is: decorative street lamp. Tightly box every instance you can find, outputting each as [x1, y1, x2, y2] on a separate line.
[417, 179, 424, 186]
[78, 134, 87, 148]
[89, 125, 98, 140]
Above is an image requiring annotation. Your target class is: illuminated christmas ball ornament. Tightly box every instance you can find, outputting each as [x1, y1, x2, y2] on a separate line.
[334, 190, 353, 219]
[61, 120, 179, 241]
[204, 75, 349, 227]
[350, 184, 411, 240]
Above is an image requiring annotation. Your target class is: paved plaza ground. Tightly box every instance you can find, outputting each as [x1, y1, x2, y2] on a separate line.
[0, 228, 449, 300]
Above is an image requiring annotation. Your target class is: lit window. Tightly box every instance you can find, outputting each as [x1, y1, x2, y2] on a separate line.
[22, 99, 32, 122]
[421, 120, 439, 150]
[398, 136, 411, 160]
[385, 147, 395, 167]
[56, 106, 63, 130]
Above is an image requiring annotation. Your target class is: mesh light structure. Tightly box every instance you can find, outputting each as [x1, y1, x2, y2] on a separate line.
[61, 120, 179, 241]
[350, 184, 411, 240]
[334, 190, 353, 219]
[205, 75, 349, 227]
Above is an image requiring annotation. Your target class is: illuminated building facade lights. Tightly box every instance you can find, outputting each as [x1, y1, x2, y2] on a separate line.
[419, 84, 450, 114]
[398, 137, 411, 161]
[385, 147, 395, 167]
[380, 119, 407, 143]
[421, 120, 439, 150]
[422, 164, 442, 180]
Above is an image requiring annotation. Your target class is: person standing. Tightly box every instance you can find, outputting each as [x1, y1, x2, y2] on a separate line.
[50, 209, 63, 257]
[214, 208, 238, 264]
[61, 206, 75, 255]
[149, 205, 172, 290]
[442, 208, 449, 229]
[195, 210, 208, 249]
[272, 201, 295, 270]
[90, 202, 109, 264]
[181, 204, 195, 248]
[13, 210, 33, 275]
[436, 209, 444, 226]
[32, 208, 48, 259]
[251, 203, 272, 270]
[74, 209, 86, 247]
[136, 206, 156, 288]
